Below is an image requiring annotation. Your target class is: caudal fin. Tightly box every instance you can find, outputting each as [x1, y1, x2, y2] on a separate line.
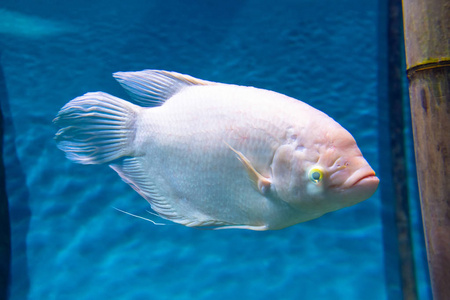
[54, 92, 139, 165]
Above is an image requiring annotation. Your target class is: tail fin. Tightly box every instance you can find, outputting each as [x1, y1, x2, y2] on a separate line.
[54, 92, 139, 165]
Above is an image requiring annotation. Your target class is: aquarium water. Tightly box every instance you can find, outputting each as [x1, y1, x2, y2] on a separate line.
[1, 0, 431, 299]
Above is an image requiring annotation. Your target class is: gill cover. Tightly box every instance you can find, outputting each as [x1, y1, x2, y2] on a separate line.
[271, 142, 326, 209]
[271, 144, 298, 203]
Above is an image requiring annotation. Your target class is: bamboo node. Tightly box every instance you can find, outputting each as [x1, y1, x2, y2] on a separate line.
[407, 59, 450, 79]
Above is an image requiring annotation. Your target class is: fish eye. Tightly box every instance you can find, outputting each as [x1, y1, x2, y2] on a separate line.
[308, 167, 324, 183]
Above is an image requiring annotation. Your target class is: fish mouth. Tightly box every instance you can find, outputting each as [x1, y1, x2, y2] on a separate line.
[337, 167, 379, 204]
[351, 172, 378, 187]
[344, 167, 379, 188]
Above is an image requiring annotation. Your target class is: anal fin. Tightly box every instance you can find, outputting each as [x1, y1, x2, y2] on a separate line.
[110, 157, 180, 221]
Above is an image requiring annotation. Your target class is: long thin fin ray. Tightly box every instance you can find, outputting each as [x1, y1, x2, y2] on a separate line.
[113, 207, 166, 226]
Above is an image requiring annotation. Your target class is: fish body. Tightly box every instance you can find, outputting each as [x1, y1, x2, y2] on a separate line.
[55, 70, 379, 230]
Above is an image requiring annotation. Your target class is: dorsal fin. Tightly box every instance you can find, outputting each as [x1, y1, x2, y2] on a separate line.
[113, 70, 213, 107]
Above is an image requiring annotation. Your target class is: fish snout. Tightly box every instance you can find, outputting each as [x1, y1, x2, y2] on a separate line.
[343, 161, 379, 203]
[329, 156, 379, 203]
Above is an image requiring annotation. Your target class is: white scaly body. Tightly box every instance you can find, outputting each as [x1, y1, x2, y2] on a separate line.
[55, 70, 379, 230]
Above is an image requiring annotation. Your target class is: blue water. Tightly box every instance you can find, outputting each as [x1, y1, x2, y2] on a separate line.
[1, 0, 430, 299]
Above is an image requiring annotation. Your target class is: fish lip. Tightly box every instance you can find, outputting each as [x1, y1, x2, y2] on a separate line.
[344, 167, 378, 188]
[351, 173, 379, 187]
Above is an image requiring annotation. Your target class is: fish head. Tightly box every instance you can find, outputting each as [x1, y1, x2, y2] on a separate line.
[271, 121, 379, 216]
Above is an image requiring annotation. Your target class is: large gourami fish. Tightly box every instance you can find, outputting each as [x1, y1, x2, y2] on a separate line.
[54, 70, 379, 230]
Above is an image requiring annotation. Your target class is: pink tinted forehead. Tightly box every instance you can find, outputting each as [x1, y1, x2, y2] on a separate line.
[323, 122, 359, 148]
[318, 131, 361, 167]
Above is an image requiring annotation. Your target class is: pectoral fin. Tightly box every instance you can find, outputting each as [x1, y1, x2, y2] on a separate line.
[224, 142, 272, 195]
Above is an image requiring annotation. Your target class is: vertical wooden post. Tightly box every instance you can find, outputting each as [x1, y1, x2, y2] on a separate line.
[402, 1, 450, 299]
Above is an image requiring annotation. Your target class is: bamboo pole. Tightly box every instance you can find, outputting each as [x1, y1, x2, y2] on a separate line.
[402, 1, 450, 299]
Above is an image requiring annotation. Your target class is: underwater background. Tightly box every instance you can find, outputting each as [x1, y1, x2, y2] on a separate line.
[0, 0, 431, 299]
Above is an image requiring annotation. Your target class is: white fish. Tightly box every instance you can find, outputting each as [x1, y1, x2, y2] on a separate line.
[54, 70, 379, 230]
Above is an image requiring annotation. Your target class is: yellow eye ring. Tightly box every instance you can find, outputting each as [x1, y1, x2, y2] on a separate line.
[308, 167, 324, 183]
